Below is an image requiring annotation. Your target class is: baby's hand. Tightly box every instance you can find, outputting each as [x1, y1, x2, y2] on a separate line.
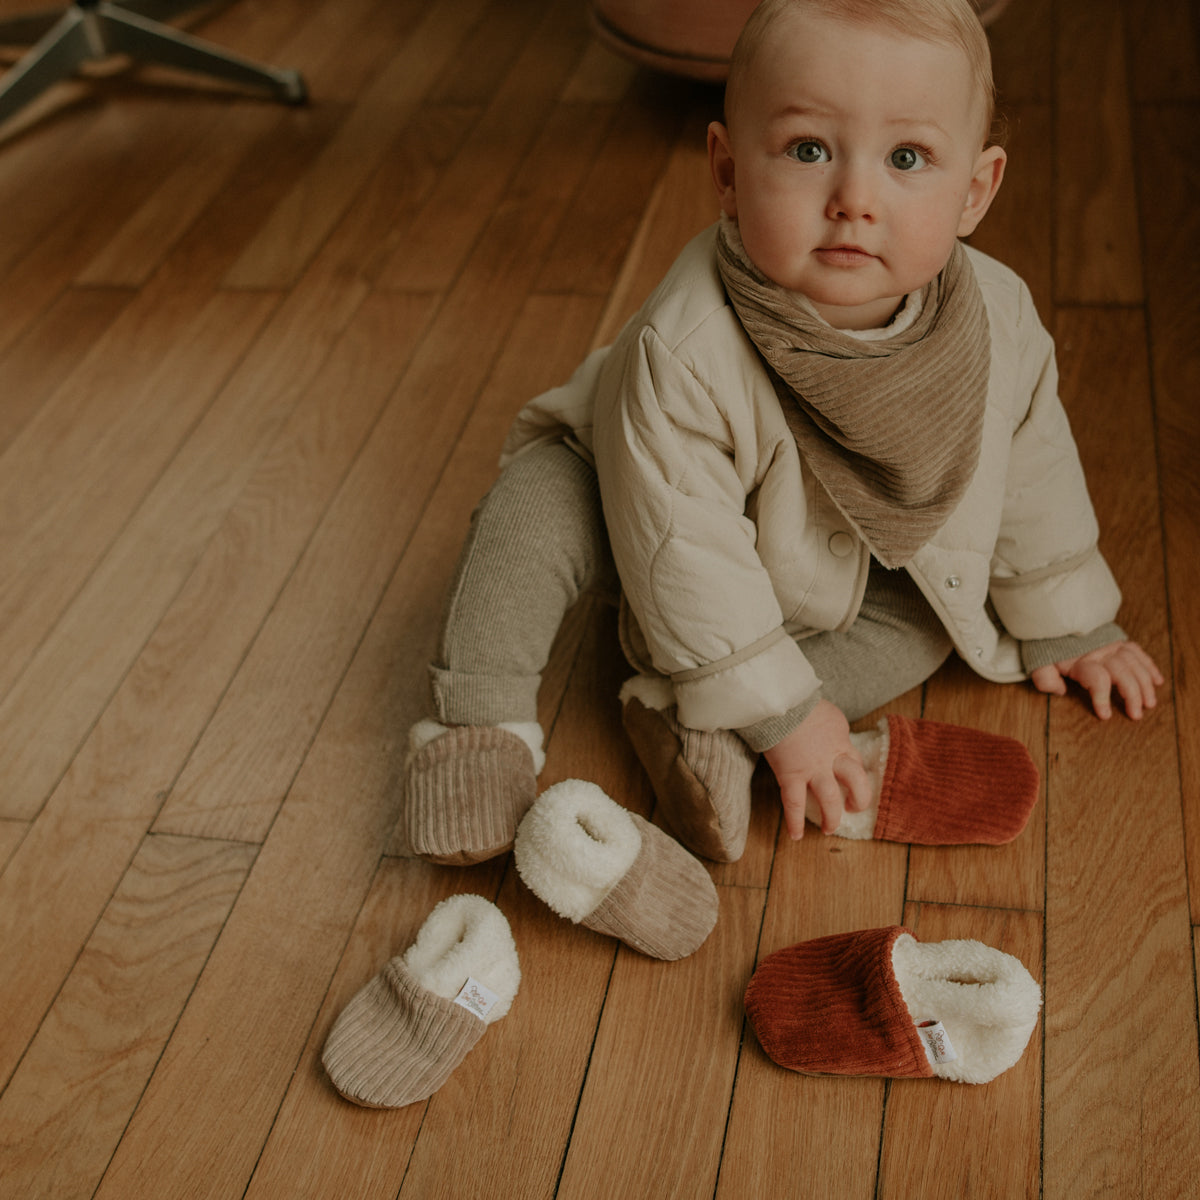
[1030, 640, 1164, 720]
[763, 699, 873, 840]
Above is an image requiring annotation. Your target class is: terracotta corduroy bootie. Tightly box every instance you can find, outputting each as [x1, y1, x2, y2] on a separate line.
[744, 926, 1041, 1083]
[806, 714, 1040, 845]
[322, 893, 520, 1108]
[620, 676, 755, 863]
[403, 719, 544, 865]
[513, 779, 719, 960]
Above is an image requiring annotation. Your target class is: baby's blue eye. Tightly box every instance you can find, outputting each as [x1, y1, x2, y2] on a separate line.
[890, 146, 928, 171]
[790, 140, 830, 164]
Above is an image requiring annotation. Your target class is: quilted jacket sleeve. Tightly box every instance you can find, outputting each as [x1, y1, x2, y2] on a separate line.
[594, 323, 821, 733]
[988, 280, 1122, 640]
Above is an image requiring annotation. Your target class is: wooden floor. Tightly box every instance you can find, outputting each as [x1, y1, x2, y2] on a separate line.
[0, 0, 1196, 1196]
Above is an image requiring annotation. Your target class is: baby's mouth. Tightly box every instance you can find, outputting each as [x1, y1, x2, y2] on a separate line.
[817, 244, 877, 265]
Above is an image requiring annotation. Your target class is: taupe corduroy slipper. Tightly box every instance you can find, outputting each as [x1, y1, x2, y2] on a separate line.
[322, 893, 520, 1108]
[513, 779, 719, 961]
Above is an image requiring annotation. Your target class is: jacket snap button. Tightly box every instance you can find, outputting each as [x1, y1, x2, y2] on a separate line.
[828, 531, 855, 558]
[945, 575, 961, 589]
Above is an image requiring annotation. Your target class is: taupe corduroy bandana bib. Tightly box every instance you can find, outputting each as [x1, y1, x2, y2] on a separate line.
[716, 220, 991, 568]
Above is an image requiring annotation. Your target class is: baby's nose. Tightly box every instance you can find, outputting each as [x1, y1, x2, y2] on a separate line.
[826, 166, 877, 222]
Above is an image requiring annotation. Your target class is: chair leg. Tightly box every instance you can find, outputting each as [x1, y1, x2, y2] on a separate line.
[0, 9, 95, 129]
[95, 2, 305, 102]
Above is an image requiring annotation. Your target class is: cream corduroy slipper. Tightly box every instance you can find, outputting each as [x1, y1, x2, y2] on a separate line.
[805, 715, 1040, 845]
[322, 893, 520, 1108]
[513, 779, 719, 961]
[403, 719, 544, 865]
[744, 926, 1042, 1083]
[620, 675, 755, 863]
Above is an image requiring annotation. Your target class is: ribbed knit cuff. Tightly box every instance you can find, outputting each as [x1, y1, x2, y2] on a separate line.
[736, 690, 822, 752]
[1019, 622, 1126, 674]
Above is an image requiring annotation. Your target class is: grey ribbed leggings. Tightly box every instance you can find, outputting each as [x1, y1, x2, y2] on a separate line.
[429, 442, 953, 731]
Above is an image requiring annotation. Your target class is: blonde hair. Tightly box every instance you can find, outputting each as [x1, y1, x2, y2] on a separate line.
[726, 0, 1001, 146]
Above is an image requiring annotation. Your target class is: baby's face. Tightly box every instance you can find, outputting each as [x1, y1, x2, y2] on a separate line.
[711, 9, 1003, 328]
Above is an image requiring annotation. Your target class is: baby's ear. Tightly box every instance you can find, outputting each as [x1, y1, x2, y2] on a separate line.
[958, 144, 1006, 237]
[707, 121, 738, 218]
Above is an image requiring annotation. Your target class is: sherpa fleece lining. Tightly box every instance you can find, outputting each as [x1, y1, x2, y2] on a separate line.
[401, 894, 520, 1025]
[891, 933, 1042, 1083]
[513, 780, 641, 922]
[803, 717, 889, 838]
[408, 718, 546, 774]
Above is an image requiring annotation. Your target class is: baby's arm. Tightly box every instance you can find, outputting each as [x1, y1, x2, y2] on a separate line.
[763, 699, 873, 840]
[1030, 639, 1164, 720]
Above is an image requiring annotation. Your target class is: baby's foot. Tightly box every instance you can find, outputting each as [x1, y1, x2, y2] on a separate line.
[404, 720, 543, 864]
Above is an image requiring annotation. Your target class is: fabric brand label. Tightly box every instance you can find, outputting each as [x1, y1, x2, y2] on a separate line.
[453, 976, 501, 1021]
[916, 1020, 958, 1065]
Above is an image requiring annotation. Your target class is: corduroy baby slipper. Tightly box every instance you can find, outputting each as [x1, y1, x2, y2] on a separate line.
[513, 779, 719, 960]
[620, 676, 756, 863]
[744, 926, 1041, 1083]
[403, 719, 544, 864]
[322, 893, 520, 1108]
[805, 715, 1039, 845]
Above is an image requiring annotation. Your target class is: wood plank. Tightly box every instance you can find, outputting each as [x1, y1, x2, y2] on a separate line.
[134, 291, 437, 843]
[910, 657, 1047, 913]
[534, 73, 689, 298]
[0, 286, 278, 728]
[0, 835, 256, 1200]
[1125, 0, 1200, 102]
[0, 104, 214, 355]
[244, 855, 508, 1199]
[555, 885, 760, 1200]
[222, 0, 495, 289]
[877, 903, 1043, 1200]
[0, 289, 284, 818]
[86, 108, 622, 1194]
[0, 285, 132, 455]
[1135, 103, 1200, 920]
[397, 593, 653, 1197]
[592, 105, 720, 347]
[985, 0, 1052, 105]
[74, 0, 426, 287]
[377, 0, 588, 293]
[74, 102, 284, 288]
[155, 112, 615, 844]
[0, 820, 24, 873]
[0, 281, 398, 1075]
[717, 829, 909, 1197]
[1042, 309, 1197, 1200]
[966, 101, 1053, 319]
[1054, 0, 1142, 304]
[86, 395, 593, 1199]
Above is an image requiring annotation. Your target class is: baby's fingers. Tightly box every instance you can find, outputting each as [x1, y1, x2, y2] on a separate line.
[1109, 648, 1161, 719]
[836, 752, 873, 814]
[807, 773, 847, 837]
[1071, 659, 1117, 719]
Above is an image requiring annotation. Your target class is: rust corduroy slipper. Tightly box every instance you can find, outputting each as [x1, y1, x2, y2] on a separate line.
[805, 715, 1040, 845]
[403, 719, 544, 865]
[322, 893, 520, 1108]
[513, 779, 719, 960]
[744, 926, 1041, 1083]
[620, 675, 755, 863]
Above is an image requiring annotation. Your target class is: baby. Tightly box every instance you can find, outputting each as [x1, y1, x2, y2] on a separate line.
[403, 0, 1162, 868]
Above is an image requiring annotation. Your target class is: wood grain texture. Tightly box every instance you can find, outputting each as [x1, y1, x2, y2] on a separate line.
[0, 0, 1195, 1194]
[879, 903, 1044, 1200]
[0, 836, 256, 1200]
[1054, 0, 1143, 304]
[1135, 102, 1200, 923]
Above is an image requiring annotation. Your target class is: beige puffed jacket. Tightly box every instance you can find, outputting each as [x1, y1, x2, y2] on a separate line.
[502, 225, 1121, 734]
